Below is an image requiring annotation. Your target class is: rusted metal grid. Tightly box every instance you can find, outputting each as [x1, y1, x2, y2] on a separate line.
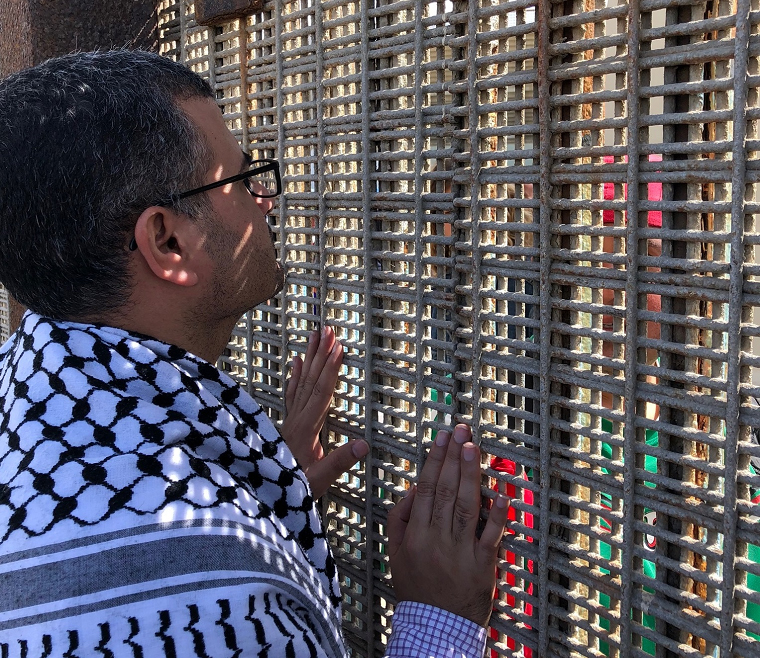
[158, 0, 759, 656]
[0, 285, 9, 344]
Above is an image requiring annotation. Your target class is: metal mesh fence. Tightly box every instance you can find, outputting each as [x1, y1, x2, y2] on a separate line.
[158, 0, 759, 655]
[0, 285, 10, 345]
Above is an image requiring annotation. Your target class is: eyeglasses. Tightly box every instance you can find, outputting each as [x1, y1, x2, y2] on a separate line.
[128, 158, 281, 251]
[175, 158, 281, 200]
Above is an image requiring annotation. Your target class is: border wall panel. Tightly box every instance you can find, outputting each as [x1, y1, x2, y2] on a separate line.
[158, 0, 760, 655]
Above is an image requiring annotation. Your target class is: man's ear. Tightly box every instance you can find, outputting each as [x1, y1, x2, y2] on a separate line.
[131, 207, 201, 287]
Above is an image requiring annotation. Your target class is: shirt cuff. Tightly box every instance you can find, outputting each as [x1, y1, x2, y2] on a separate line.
[385, 601, 487, 658]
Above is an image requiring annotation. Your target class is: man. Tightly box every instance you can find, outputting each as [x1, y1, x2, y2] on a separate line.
[0, 50, 509, 657]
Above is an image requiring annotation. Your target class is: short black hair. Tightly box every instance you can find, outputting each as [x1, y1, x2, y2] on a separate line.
[0, 50, 214, 320]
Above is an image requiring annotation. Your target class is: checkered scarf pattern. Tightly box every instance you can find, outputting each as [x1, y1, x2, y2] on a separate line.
[0, 312, 345, 657]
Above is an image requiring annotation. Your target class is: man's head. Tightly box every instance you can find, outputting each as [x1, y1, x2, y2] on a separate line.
[146, 95, 284, 337]
[0, 50, 214, 320]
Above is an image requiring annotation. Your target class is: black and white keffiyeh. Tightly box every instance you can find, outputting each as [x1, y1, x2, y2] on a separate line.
[0, 312, 345, 657]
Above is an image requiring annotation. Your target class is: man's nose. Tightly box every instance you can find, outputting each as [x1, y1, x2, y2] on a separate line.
[248, 181, 276, 215]
[255, 194, 275, 216]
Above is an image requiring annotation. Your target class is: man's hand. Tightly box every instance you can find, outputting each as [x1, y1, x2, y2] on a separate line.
[387, 424, 510, 627]
[281, 326, 369, 499]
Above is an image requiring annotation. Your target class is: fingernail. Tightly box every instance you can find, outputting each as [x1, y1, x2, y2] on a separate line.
[351, 440, 369, 459]
[453, 424, 470, 444]
[309, 330, 317, 343]
[322, 326, 330, 339]
[462, 443, 477, 461]
[435, 430, 450, 446]
[496, 494, 509, 509]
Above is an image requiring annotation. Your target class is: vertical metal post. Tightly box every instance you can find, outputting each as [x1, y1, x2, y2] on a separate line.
[619, 0, 643, 654]
[237, 15, 256, 395]
[276, 0, 288, 406]
[180, 0, 187, 63]
[720, 2, 751, 655]
[316, 0, 328, 331]
[536, 0, 552, 653]
[466, 0, 483, 443]
[360, 0, 376, 652]
[413, 0, 427, 472]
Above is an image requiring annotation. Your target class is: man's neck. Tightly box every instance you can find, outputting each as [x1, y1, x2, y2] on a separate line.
[85, 307, 236, 365]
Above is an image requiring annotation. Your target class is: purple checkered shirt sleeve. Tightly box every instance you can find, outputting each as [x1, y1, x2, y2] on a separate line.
[384, 601, 487, 658]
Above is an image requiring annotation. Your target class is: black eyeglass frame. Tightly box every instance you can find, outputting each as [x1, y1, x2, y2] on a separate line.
[129, 159, 281, 251]
[175, 158, 281, 201]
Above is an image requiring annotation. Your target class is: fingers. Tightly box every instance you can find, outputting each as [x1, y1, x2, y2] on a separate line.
[452, 441, 482, 543]
[303, 328, 335, 385]
[281, 327, 346, 485]
[314, 338, 343, 399]
[476, 493, 510, 565]
[285, 356, 302, 413]
[298, 340, 342, 435]
[293, 327, 339, 413]
[299, 329, 320, 383]
[430, 424, 470, 532]
[409, 423, 505, 553]
[387, 485, 416, 556]
[303, 439, 369, 499]
[408, 429, 450, 528]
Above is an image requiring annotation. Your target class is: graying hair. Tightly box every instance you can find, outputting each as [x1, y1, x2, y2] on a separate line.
[0, 50, 215, 320]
